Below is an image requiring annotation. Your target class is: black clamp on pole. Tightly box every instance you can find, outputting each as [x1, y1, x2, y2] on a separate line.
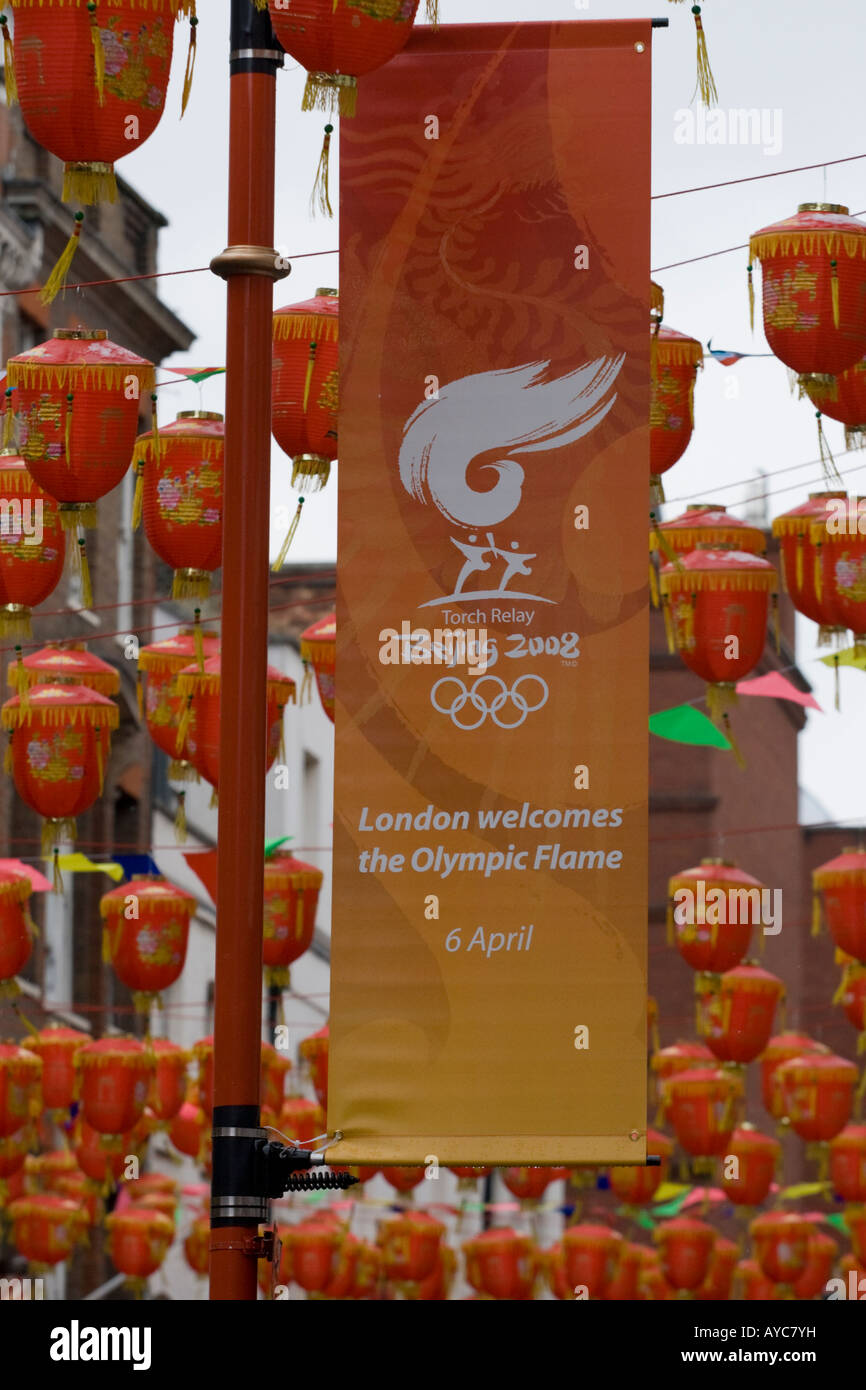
[211, 1120, 358, 1228]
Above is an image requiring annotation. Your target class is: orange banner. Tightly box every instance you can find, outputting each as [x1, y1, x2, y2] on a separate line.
[327, 20, 651, 1166]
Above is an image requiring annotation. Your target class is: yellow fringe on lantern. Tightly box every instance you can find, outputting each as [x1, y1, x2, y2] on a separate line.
[747, 263, 755, 332]
[659, 569, 777, 597]
[4, 700, 118, 732]
[425, 0, 439, 23]
[9, 360, 151, 395]
[845, 425, 866, 450]
[310, 126, 334, 220]
[271, 498, 304, 572]
[1, 20, 16, 106]
[692, 8, 718, 108]
[273, 310, 338, 342]
[650, 474, 665, 508]
[654, 337, 704, 369]
[172, 568, 211, 600]
[299, 662, 313, 705]
[168, 758, 199, 782]
[181, 12, 197, 116]
[62, 158, 117, 205]
[291, 455, 330, 491]
[135, 434, 222, 461]
[131, 462, 144, 530]
[830, 260, 840, 329]
[174, 791, 187, 844]
[750, 224, 866, 260]
[302, 71, 358, 119]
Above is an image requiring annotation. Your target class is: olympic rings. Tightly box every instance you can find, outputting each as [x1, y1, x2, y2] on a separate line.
[430, 673, 549, 730]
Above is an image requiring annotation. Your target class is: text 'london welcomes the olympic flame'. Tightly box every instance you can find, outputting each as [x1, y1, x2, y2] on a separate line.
[326, 20, 652, 1167]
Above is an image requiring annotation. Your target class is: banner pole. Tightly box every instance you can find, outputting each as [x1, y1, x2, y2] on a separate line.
[207, 0, 287, 1301]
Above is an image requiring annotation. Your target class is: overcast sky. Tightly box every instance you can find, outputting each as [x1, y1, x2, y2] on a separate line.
[115, 0, 866, 825]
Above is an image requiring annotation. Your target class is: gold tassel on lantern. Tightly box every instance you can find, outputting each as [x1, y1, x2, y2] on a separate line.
[691, 5, 718, 107]
[722, 713, 745, 769]
[150, 393, 161, 460]
[77, 538, 93, 610]
[302, 71, 357, 119]
[87, 1, 106, 106]
[40, 213, 85, 306]
[175, 696, 194, 755]
[52, 848, 63, 896]
[303, 343, 318, 413]
[649, 559, 659, 608]
[811, 893, 822, 938]
[181, 13, 198, 117]
[0, 15, 16, 106]
[311, 125, 334, 219]
[661, 595, 675, 654]
[425, 0, 439, 23]
[830, 259, 840, 329]
[795, 536, 804, 593]
[131, 461, 144, 530]
[813, 543, 823, 604]
[833, 652, 841, 712]
[193, 608, 205, 671]
[816, 411, 843, 486]
[174, 791, 187, 845]
[2, 388, 14, 448]
[65, 393, 74, 461]
[271, 497, 304, 572]
[747, 263, 755, 331]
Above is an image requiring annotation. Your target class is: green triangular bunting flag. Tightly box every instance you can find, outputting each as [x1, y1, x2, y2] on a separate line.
[649, 705, 732, 749]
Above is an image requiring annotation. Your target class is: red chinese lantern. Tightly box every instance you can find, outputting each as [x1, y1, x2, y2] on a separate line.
[137, 411, 224, 601]
[316, 1231, 363, 1299]
[837, 960, 866, 1042]
[695, 1236, 738, 1301]
[735, 1257, 777, 1301]
[299, 1024, 328, 1111]
[659, 548, 778, 725]
[378, 1211, 444, 1284]
[720, 1125, 781, 1207]
[545, 1244, 573, 1300]
[804, 356, 866, 449]
[72, 1116, 130, 1185]
[561, 1223, 623, 1298]
[829, 1124, 866, 1203]
[381, 1164, 426, 1195]
[168, 1096, 206, 1162]
[10, 644, 119, 697]
[278, 1095, 324, 1146]
[463, 1227, 537, 1301]
[124, 1172, 176, 1202]
[137, 625, 219, 783]
[282, 1219, 345, 1293]
[349, 1240, 382, 1300]
[652, 1041, 714, 1085]
[192, 1036, 214, 1118]
[100, 876, 195, 1011]
[132, 1191, 175, 1220]
[262, 853, 322, 989]
[148, 1040, 189, 1125]
[813, 850, 866, 962]
[771, 492, 849, 643]
[660, 1067, 743, 1158]
[653, 505, 766, 560]
[0, 1044, 41, 1138]
[7, 0, 195, 207]
[404, 1243, 456, 1301]
[666, 859, 763, 974]
[749, 205, 866, 384]
[184, 1215, 210, 1277]
[260, 1042, 291, 1115]
[300, 613, 336, 723]
[0, 1128, 31, 1201]
[793, 1227, 837, 1299]
[654, 1216, 716, 1292]
[812, 513, 866, 644]
[839, 1250, 866, 1293]
[25, 1149, 77, 1194]
[0, 451, 65, 638]
[696, 964, 784, 1065]
[649, 326, 703, 503]
[272, 294, 339, 491]
[8, 1193, 88, 1266]
[8, 330, 154, 573]
[602, 1241, 644, 1301]
[175, 655, 295, 793]
[776, 1053, 859, 1143]
[105, 1207, 174, 1285]
[608, 1128, 673, 1206]
[0, 869, 35, 995]
[2, 684, 118, 852]
[750, 1211, 812, 1285]
[450, 1165, 492, 1185]
[502, 1166, 568, 1202]
[77, 1038, 155, 1137]
[760, 1032, 829, 1121]
[55, 1171, 100, 1226]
